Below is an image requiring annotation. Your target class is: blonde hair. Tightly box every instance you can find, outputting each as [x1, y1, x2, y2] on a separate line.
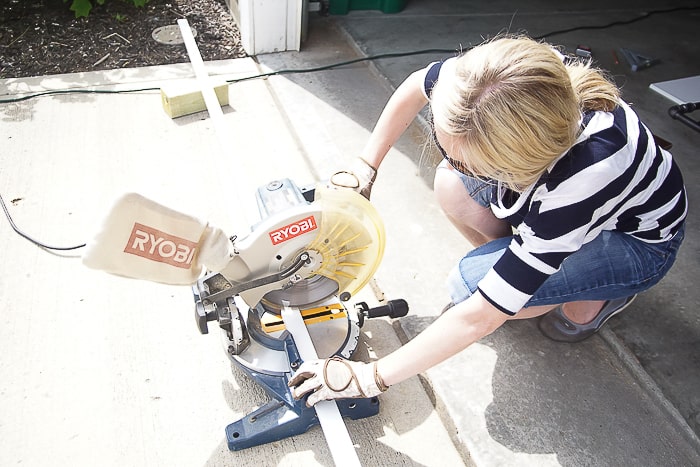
[431, 36, 619, 191]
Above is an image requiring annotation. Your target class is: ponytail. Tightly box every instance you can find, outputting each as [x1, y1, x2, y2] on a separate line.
[566, 61, 619, 113]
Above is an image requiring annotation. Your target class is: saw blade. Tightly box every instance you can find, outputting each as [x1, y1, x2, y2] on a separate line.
[261, 275, 340, 309]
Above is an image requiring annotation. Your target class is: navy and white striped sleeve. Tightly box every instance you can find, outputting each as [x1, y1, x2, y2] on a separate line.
[418, 57, 458, 100]
[422, 61, 442, 98]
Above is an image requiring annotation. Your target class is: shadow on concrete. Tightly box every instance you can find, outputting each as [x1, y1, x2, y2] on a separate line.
[400, 314, 700, 464]
[202, 320, 441, 466]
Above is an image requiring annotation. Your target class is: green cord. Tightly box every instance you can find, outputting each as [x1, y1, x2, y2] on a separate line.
[2, 5, 697, 104]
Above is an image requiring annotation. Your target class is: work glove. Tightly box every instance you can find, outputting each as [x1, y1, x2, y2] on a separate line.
[329, 157, 377, 199]
[288, 356, 389, 407]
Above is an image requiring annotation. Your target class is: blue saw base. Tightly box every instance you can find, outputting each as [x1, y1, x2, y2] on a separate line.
[224, 332, 380, 451]
[226, 396, 379, 451]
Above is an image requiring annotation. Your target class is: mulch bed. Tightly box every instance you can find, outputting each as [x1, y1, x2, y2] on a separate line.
[0, 0, 246, 79]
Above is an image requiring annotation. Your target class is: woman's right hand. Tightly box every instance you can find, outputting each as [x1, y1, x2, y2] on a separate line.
[329, 157, 377, 199]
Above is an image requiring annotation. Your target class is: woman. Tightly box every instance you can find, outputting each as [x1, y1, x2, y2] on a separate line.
[288, 36, 687, 406]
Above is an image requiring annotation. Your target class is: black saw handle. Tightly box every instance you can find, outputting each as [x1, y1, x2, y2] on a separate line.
[356, 299, 409, 326]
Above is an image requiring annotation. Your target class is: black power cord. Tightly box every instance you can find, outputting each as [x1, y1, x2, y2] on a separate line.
[228, 48, 458, 83]
[532, 5, 700, 39]
[1, 5, 698, 103]
[0, 87, 159, 104]
[0, 193, 86, 250]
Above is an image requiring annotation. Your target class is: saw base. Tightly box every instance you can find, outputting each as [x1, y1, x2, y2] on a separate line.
[225, 332, 379, 451]
[226, 396, 379, 451]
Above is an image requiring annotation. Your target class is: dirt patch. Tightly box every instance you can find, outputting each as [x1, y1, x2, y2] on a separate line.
[0, 0, 246, 79]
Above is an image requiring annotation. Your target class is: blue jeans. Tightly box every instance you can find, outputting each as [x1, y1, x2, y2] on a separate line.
[445, 170, 686, 308]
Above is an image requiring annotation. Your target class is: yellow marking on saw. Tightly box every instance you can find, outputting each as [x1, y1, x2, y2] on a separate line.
[337, 262, 365, 268]
[308, 221, 347, 253]
[336, 232, 362, 249]
[333, 270, 357, 279]
[261, 303, 347, 333]
[338, 245, 370, 256]
[328, 221, 351, 240]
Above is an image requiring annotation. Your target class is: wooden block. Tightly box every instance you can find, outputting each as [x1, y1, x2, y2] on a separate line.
[160, 79, 229, 118]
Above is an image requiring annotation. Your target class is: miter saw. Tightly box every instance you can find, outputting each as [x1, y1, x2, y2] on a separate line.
[191, 179, 408, 451]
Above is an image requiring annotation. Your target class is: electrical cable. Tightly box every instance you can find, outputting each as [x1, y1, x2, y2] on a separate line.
[227, 48, 456, 83]
[0, 5, 697, 103]
[0, 192, 86, 250]
[0, 87, 159, 104]
[1, 5, 698, 249]
[533, 5, 700, 39]
[226, 5, 700, 84]
[0, 49, 454, 103]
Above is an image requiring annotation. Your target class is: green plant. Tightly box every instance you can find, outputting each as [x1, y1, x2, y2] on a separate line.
[64, 0, 149, 18]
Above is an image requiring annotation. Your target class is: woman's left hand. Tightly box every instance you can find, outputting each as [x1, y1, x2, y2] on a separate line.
[288, 357, 388, 407]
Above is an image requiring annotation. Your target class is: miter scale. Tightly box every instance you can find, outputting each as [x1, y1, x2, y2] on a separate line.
[191, 179, 408, 450]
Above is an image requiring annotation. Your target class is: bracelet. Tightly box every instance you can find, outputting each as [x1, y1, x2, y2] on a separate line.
[373, 361, 390, 392]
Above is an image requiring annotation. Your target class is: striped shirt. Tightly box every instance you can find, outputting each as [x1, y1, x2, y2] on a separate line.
[422, 59, 687, 315]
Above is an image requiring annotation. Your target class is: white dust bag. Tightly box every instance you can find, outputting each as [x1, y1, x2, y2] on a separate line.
[82, 193, 234, 285]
